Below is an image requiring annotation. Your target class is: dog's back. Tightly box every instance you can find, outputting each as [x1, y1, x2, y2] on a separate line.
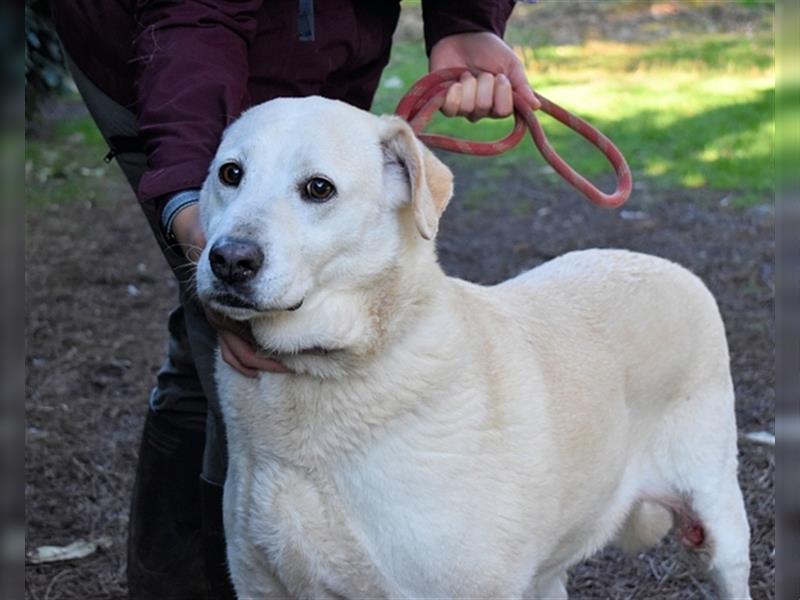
[494, 248, 730, 413]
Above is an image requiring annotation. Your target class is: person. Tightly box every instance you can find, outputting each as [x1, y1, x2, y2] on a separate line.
[51, 1, 537, 597]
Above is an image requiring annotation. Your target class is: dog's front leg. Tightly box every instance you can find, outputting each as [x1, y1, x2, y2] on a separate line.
[232, 571, 292, 600]
[525, 570, 568, 600]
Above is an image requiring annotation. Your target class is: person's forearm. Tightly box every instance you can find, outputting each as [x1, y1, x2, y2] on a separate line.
[421, 0, 516, 55]
[162, 190, 200, 243]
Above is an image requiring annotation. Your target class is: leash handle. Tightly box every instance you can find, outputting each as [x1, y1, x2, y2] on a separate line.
[394, 68, 632, 209]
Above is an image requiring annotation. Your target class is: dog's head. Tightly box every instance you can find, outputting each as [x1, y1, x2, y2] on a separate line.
[195, 97, 453, 369]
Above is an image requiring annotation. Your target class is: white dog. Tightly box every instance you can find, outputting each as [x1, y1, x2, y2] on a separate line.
[195, 97, 751, 599]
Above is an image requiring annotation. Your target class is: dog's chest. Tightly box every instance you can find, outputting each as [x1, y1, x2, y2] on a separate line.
[225, 455, 391, 597]
[221, 371, 550, 596]
[225, 424, 533, 598]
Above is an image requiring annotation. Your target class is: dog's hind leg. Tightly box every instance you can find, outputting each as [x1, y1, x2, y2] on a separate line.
[686, 473, 752, 599]
[651, 385, 751, 599]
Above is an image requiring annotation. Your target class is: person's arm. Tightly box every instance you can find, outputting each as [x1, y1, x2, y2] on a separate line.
[422, 0, 515, 55]
[133, 1, 261, 208]
[422, 1, 539, 120]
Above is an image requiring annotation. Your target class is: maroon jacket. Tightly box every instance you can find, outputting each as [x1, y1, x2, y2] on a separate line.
[53, 1, 515, 217]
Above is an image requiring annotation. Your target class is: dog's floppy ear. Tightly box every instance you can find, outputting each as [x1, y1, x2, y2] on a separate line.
[380, 116, 454, 240]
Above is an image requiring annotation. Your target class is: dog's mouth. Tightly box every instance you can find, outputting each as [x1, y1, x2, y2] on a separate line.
[266, 345, 344, 365]
[254, 345, 344, 374]
[288, 346, 337, 356]
[212, 292, 258, 311]
[207, 291, 304, 317]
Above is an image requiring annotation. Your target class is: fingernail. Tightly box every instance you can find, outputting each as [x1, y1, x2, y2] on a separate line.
[498, 74, 509, 84]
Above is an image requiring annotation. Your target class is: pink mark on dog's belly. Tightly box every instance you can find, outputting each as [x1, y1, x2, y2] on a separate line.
[682, 521, 706, 548]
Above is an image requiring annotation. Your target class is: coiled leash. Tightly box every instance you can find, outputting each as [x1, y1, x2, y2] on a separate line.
[395, 68, 632, 209]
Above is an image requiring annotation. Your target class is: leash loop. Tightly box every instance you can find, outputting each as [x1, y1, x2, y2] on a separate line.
[394, 68, 632, 209]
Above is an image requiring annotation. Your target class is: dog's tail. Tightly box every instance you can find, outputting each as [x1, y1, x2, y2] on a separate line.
[615, 500, 674, 555]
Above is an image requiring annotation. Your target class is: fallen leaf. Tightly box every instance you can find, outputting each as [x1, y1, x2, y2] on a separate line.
[620, 210, 648, 220]
[26, 537, 112, 565]
[742, 431, 775, 447]
[382, 75, 404, 89]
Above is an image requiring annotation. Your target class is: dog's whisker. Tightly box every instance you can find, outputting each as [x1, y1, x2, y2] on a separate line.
[164, 242, 205, 267]
[173, 269, 200, 300]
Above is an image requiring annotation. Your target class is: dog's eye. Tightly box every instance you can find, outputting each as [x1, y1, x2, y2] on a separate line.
[219, 162, 243, 187]
[304, 177, 336, 202]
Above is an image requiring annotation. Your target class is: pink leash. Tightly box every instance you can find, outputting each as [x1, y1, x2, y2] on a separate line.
[395, 68, 632, 209]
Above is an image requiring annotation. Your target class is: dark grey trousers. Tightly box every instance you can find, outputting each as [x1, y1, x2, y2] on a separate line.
[66, 55, 228, 485]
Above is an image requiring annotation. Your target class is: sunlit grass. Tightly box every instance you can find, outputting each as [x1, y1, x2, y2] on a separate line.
[523, 35, 774, 73]
[373, 29, 774, 205]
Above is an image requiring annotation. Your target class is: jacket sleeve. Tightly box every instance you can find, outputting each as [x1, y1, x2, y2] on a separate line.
[421, 0, 516, 55]
[132, 1, 262, 206]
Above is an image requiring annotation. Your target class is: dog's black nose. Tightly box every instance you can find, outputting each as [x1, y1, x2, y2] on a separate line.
[208, 237, 264, 284]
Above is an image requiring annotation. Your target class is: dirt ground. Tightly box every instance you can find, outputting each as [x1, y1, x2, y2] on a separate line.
[26, 3, 773, 599]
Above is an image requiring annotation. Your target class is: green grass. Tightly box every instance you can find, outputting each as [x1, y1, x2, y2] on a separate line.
[26, 104, 114, 206]
[373, 29, 774, 206]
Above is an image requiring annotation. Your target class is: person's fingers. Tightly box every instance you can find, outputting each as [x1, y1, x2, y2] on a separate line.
[220, 330, 292, 374]
[455, 71, 477, 117]
[250, 353, 293, 374]
[185, 228, 205, 263]
[219, 334, 259, 378]
[491, 74, 514, 118]
[194, 230, 207, 253]
[506, 61, 540, 110]
[220, 332, 290, 373]
[205, 306, 291, 374]
[441, 82, 462, 117]
[471, 72, 495, 121]
[171, 203, 207, 262]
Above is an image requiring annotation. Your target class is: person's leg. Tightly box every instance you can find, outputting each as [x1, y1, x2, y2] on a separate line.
[126, 303, 210, 600]
[180, 293, 235, 600]
[64, 54, 235, 599]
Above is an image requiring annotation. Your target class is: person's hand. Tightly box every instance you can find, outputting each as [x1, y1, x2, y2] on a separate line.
[172, 204, 291, 376]
[203, 308, 292, 377]
[428, 31, 540, 120]
[171, 203, 206, 263]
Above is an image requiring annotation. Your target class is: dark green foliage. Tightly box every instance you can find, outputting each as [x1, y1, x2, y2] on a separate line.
[26, 0, 67, 122]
